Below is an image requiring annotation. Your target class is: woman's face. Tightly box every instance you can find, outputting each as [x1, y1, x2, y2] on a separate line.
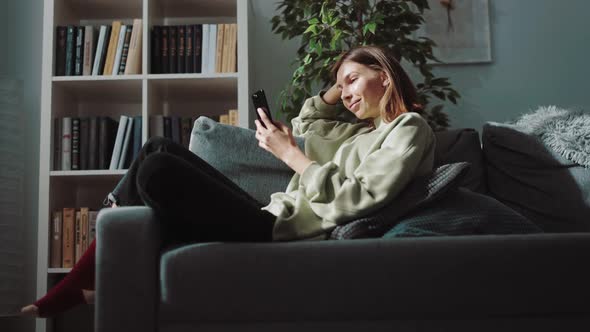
[336, 60, 388, 120]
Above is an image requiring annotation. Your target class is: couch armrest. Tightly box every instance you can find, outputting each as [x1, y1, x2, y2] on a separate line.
[95, 207, 161, 332]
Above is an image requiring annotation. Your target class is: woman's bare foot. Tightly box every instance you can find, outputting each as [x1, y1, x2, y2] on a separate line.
[20, 304, 39, 317]
[82, 289, 95, 304]
[111, 202, 118, 208]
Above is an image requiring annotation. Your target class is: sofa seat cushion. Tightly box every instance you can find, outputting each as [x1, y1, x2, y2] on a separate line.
[158, 234, 590, 323]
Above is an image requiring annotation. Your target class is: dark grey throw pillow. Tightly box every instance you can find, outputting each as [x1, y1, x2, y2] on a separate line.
[189, 116, 304, 205]
[329, 162, 472, 240]
[383, 187, 543, 238]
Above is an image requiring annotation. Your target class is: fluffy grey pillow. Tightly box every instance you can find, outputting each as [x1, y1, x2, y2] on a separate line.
[189, 116, 303, 205]
[482, 120, 590, 232]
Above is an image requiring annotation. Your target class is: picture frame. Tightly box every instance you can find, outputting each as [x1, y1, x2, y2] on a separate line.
[415, 0, 492, 65]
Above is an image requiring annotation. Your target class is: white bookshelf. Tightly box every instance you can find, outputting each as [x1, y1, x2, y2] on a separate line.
[36, 0, 251, 331]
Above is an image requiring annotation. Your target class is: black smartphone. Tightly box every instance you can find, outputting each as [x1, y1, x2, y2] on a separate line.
[252, 89, 273, 128]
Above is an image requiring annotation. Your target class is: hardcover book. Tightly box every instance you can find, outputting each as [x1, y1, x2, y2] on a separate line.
[50, 211, 62, 268]
[62, 207, 75, 268]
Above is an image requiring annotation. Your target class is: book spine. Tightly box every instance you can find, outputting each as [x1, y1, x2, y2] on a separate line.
[112, 24, 127, 76]
[97, 26, 112, 75]
[131, 116, 142, 164]
[194, 24, 202, 73]
[99, 116, 116, 169]
[79, 117, 89, 170]
[163, 116, 171, 139]
[65, 26, 76, 76]
[124, 19, 143, 75]
[117, 117, 134, 169]
[208, 24, 217, 74]
[61, 117, 72, 170]
[92, 26, 107, 75]
[103, 21, 122, 75]
[215, 23, 224, 73]
[185, 25, 193, 73]
[62, 207, 75, 268]
[161, 26, 169, 74]
[53, 117, 62, 170]
[80, 207, 89, 253]
[89, 211, 98, 245]
[74, 210, 81, 263]
[55, 26, 67, 76]
[151, 26, 161, 74]
[177, 25, 185, 74]
[88, 116, 98, 169]
[168, 25, 177, 74]
[71, 118, 80, 170]
[109, 115, 129, 170]
[171, 116, 181, 144]
[150, 115, 164, 137]
[118, 25, 133, 74]
[74, 26, 85, 76]
[229, 109, 239, 126]
[82, 25, 95, 76]
[180, 117, 191, 149]
[50, 211, 62, 268]
[201, 24, 209, 73]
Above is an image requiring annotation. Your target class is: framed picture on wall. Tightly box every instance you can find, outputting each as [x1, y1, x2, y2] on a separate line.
[415, 0, 492, 64]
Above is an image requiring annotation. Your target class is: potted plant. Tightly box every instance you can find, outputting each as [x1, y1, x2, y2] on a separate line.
[271, 0, 460, 131]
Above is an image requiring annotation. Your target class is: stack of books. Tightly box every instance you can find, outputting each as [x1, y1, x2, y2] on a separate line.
[55, 19, 143, 76]
[50, 208, 98, 268]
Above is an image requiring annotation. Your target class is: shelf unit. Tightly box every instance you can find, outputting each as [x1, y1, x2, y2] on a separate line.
[36, 0, 251, 331]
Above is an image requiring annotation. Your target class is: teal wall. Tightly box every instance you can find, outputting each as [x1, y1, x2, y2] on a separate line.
[251, 0, 590, 130]
[0, 0, 42, 331]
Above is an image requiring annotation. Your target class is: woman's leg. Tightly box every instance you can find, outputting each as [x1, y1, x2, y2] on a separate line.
[136, 151, 275, 245]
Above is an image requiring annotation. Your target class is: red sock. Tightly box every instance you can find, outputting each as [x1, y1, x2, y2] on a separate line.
[34, 239, 96, 317]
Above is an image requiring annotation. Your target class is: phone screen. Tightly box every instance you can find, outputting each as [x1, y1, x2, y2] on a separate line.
[252, 89, 273, 128]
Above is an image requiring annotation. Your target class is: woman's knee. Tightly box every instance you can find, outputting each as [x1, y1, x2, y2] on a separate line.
[144, 136, 174, 150]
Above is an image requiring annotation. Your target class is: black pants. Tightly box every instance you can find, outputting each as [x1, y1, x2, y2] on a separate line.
[107, 136, 276, 245]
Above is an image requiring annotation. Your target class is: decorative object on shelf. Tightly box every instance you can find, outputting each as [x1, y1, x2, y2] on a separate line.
[415, 0, 492, 65]
[271, 0, 461, 131]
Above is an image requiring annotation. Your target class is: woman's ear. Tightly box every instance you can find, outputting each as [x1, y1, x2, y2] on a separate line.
[380, 71, 390, 87]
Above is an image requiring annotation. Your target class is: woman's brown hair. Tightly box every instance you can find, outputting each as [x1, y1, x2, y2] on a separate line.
[331, 45, 424, 123]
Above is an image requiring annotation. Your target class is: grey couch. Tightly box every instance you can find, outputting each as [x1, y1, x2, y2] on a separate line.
[95, 117, 590, 331]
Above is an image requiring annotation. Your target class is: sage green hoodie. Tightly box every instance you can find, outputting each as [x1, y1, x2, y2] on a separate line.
[263, 93, 436, 241]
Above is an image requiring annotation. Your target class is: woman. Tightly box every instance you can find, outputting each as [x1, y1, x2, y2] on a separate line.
[21, 45, 435, 317]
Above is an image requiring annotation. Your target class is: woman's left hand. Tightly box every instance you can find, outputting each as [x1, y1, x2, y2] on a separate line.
[255, 108, 314, 174]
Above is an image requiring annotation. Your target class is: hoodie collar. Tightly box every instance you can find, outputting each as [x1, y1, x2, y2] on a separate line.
[372, 116, 384, 129]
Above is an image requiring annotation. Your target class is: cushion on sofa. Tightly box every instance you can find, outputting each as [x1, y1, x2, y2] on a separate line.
[189, 116, 302, 205]
[383, 187, 542, 238]
[482, 108, 590, 232]
[434, 128, 488, 193]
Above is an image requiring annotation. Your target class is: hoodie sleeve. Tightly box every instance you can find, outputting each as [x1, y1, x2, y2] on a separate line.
[291, 93, 361, 138]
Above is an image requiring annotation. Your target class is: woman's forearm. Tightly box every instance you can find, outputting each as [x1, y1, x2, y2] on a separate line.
[283, 146, 313, 175]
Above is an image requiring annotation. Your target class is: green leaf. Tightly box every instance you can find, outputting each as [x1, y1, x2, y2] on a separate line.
[303, 25, 318, 35]
[308, 17, 320, 25]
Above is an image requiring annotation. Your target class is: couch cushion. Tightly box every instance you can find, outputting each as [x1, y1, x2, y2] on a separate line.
[482, 117, 590, 232]
[434, 128, 487, 193]
[383, 187, 542, 238]
[189, 116, 302, 205]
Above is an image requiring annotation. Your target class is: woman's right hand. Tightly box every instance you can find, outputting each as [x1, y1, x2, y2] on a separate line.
[20, 304, 39, 317]
[321, 83, 341, 105]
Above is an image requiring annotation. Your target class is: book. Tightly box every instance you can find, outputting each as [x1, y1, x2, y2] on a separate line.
[88, 211, 98, 245]
[99, 116, 117, 169]
[221, 23, 231, 72]
[92, 25, 108, 75]
[74, 26, 85, 76]
[80, 207, 89, 253]
[226, 24, 237, 72]
[215, 23, 225, 73]
[150, 115, 164, 137]
[97, 25, 112, 75]
[88, 117, 99, 169]
[71, 118, 80, 170]
[228, 109, 239, 126]
[185, 25, 193, 73]
[62, 207, 75, 268]
[151, 26, 161, 74]
[163, 116, 172, 139]
[131, 115, 142, 162]
[79, 117, 89, 170]
[208, 24, 217, 74]
[168, 25, 177, 74]
[177, 25, 186, 73]
[55, 26, 67, 76]
[124, 19, 143, 75]
[53, 117, 62, 170]
[117, 116, 134, 169]
[112, 24, 127, 76]
[193, 24, 202, 73]
[61, 117, 72, 170]
[82, 25, 95, 75]
[161, 26, 169, 73]
[65, 25, 76, 76]
[109, 115, 129, 170]
[201, 24, 209, 73]
[103, 21, 122, 75]
[74, 210, 81, 263]
[219, 114, 229, 124]
[171, 116, 181, 144]
[118, 25, 133, 74]
[50, 211, 62, 268]
[180, 117, 192, 148]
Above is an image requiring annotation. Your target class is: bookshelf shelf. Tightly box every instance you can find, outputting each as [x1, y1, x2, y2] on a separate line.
[38, 0, 251, 331]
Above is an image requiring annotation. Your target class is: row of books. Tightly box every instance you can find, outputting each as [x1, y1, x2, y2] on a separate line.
[151, 23, 237, 74]
[53, 116, 142, 171]
[50, 208, 98, 268]
[55, 19, 142, 76]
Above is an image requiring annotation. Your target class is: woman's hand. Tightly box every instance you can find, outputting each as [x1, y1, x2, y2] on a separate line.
[321, 83, 341, 105]
[255, 108, 313, 175]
